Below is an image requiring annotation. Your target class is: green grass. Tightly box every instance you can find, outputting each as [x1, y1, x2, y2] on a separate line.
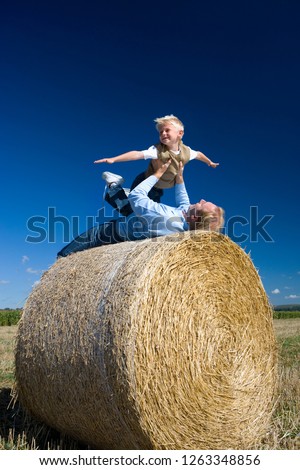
[0, 319, 300, 450]
[0, 371, 14, 385]
[278, 335, 300, 367]
[273, 310, 300, 319]
[0, 310, 22, 326]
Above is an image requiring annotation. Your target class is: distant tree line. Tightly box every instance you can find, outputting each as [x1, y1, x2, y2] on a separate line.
[273, 304, 300, 312]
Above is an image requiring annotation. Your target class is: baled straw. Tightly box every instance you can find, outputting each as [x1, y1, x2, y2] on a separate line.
[15, 231, 277, 449]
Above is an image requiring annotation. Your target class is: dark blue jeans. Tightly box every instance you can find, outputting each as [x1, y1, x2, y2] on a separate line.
[105, 172, 164, 216]
[57, 219, 124, 257]
[130, 172, 163, 202]
[57, 173, 164, 257]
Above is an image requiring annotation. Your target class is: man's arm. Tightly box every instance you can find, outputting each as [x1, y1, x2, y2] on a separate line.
[128, 161, 172, 217]
[128, 160, 190, 218]
[94, 150, 144, 164]
[175, 161, 190, 208]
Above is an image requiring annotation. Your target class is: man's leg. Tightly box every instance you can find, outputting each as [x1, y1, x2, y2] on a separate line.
[102, 171, 133, 216]
[105, 185, 133, 217]
[57, 219, 124, 257]
[102, 170, 163, 216]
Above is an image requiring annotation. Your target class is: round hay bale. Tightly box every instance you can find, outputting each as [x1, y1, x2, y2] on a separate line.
[15, 231, 277, 449]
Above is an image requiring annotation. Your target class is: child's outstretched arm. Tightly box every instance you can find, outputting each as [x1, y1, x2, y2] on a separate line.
[94, 151, 144, 164]
[195, 151, 219, 168]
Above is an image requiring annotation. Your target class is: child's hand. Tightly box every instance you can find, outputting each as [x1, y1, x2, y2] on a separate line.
[208, 161, 219, 168]
[94, 158, 115, 164]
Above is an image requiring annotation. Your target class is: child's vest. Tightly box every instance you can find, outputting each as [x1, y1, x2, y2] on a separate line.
[145, 142, 190, 189]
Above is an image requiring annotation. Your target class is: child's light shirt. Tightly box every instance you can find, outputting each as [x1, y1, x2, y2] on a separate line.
[142, 145, 198, 161]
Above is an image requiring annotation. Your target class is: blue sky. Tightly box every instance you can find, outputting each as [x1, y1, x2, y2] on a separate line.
[1, 0, 299, 308]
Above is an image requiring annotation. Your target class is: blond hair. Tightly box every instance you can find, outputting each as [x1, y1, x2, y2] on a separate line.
[189, 207, 225, 232]
[154, 114, 184, 132]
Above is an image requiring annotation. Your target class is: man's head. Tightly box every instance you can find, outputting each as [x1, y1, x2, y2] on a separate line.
[185, 200, 224, 232]
[154, 115, 184, 148]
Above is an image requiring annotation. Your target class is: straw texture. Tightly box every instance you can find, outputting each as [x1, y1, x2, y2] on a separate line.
[15, 231, 277, 449]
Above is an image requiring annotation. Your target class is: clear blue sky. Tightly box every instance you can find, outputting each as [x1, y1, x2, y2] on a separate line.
[1, 0, 299, 308]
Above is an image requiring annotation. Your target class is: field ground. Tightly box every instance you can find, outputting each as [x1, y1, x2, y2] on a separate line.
[274, 318, 300, 338]
[0, 327, 16, 388]
[0, 319, 299, 450]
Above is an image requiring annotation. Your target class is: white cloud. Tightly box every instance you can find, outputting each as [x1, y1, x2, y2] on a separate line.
[22, 255, 29, 264]
[32, 280, 40, 288]
[26, 267, 40, 275]
[271, 288, 280, 294]
[0, 280, 10, 285]
[284, 294, 300, 299]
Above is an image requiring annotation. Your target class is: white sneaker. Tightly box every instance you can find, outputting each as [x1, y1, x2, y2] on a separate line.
[102, 171, 125, 187]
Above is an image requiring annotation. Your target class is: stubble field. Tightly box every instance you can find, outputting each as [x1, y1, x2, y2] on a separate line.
[0, 319, 299, 450]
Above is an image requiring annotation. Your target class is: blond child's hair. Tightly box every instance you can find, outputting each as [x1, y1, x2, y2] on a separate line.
[154, 115, 184, 132]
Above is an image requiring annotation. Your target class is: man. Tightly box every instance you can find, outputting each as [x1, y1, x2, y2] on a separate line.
[57, 161, 224, 258]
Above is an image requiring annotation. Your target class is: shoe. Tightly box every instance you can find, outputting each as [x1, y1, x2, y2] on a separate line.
[102, 171, 124, 187]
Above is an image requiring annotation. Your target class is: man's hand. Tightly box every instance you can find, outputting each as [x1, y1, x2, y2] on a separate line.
[153, 159, 172, 179]
[176, 161, 184, 184]
[94, 158, 115, 164]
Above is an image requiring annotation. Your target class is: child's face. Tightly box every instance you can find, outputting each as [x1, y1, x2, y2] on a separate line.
[158, 123, 184, 148]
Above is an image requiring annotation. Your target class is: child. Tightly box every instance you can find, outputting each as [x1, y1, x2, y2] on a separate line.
[94, 114, 219, 202]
